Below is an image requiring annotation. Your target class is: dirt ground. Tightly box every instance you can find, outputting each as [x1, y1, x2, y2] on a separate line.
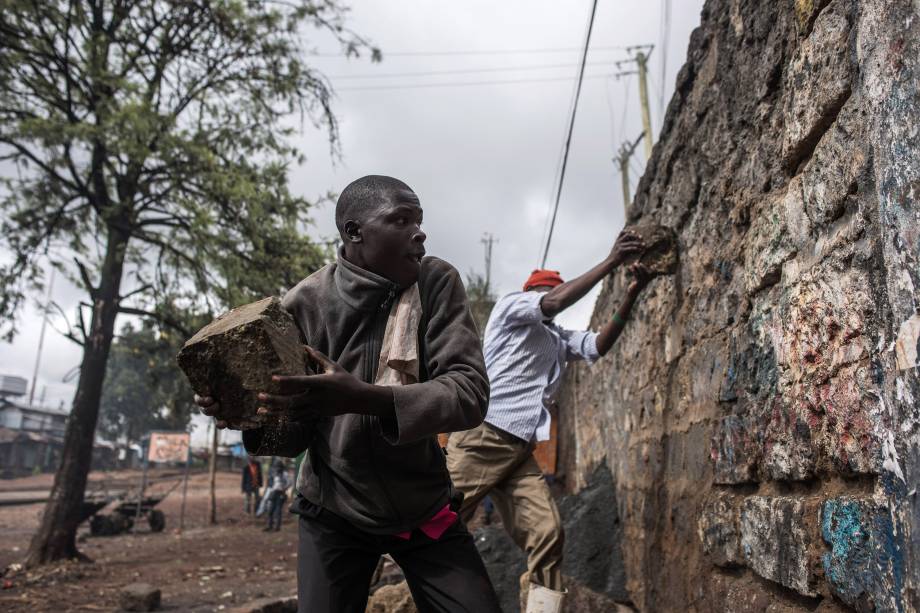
[0, 469, 299, 612]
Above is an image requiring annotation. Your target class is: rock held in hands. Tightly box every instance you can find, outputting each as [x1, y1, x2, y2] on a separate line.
[624, 224, 678, 276]
[176, 297, 306, 422]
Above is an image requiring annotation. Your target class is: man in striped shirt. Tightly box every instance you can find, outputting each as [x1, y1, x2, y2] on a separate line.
[446, 229, 651, 612]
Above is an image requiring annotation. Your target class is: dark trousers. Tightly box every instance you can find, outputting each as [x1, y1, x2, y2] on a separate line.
[267, 491, 287, 529]
[296, 504, 501, 613]
[244, 488, 259, 514]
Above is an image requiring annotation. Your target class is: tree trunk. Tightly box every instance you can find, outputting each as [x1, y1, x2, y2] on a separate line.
[208, 423, 218, 525]
[25, 227, 129, 566]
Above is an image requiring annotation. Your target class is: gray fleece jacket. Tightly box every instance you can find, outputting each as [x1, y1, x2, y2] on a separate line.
[242, 253, 489, 534]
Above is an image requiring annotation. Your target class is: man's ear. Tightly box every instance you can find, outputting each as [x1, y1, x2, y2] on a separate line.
[343, 219, 362, 243]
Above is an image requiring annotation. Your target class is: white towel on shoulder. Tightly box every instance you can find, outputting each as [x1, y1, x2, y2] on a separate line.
[375, 284, 422, 386]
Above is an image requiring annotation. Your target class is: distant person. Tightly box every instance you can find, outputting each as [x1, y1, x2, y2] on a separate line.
[241, 456, 263, 515]
[264, 459, 291, 531]
[197, 175, 502, 612]
[446, 229, 652, 613]
[483, 494, 495, 526]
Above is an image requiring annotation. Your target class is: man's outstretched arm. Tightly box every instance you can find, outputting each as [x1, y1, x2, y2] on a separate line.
[595, 263, 652, 356]
[540, 229, 644, 318]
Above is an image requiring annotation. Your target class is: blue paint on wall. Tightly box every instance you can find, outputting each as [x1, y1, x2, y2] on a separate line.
[822, 498, 906, 613]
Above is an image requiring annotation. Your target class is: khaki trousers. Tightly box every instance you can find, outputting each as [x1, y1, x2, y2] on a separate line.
[446, 422, 564, 591]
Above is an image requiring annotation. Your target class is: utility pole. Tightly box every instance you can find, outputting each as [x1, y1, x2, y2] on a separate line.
[634, 48, 654, 160]
[208, 423, 218, 525]
[481, 233, 496, 292]
[615, 132, 646, 214]
[614, 44, 655, 161]
[29, 267, 56, 407]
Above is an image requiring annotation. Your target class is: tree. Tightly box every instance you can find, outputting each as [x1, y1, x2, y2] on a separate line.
[466, 272, 496, 340]
[98, 320, 196, 460]
[0, 0, 376, 565]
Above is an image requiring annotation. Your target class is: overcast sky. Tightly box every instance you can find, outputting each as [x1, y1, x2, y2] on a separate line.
[0, 0, 704, 447]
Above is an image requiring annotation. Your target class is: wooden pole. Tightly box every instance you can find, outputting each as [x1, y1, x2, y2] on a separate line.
[133, 439, 149, 535]
[28, 268, 55, 407]
[178, 442, 191, 533]
[616, 132, 646, 216]
[208, 424, 218, 525]
[636, 51, 654, 160]
[618, 150, 631, 211]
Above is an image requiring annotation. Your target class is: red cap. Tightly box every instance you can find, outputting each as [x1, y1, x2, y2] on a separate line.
[523, 269, 564, 291]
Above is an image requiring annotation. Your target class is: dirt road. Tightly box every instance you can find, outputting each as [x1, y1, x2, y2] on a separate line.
[0, 470, 298, 612]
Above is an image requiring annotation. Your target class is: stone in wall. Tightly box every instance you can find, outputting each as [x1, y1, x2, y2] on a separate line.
[699, 491, 743, 567]
[781, 0, 853, 170]
[739, 496, 818, 597]
[475, 464, 631, 611]
[821, 498, 908, 612]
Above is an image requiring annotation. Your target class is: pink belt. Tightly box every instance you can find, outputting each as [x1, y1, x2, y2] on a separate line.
[394, 504, 458, 540]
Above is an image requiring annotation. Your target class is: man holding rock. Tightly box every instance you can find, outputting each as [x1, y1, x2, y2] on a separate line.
[446, 231, 652, 613]
[196, 175, 501, 613]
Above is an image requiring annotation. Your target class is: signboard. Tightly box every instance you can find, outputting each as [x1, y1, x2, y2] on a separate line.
[148, 431, 190, 463]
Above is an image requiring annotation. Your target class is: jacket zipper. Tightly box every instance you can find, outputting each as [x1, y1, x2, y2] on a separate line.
[365, 285, 404, 526]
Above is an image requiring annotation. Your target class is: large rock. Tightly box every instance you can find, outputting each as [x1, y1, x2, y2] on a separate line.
[119, 582, 161, 612]
[558, 463, 629, 602]
[176, 297, 306, 421]
[365, 582, 417, 613]
[622, 224, 678, 277]
[474, 464, 632, 612]
[473, 525, 526, 613]
[226, 596, 298, 613]
[821, 498, 907, 612]
[739, 496, 818, 597]
[698, 491, 743, 567]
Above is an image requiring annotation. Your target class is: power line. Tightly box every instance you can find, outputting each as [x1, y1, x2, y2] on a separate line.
[647, 70, 663, 118]
[618, 76, 632, 142]
[629, 156, 644, 178]
[540, 0, 601, 268]
[335, 73, 609, 92]
[539, 42, 591, 264]
[312, 44, 630, 58]
[605, 77, 618, 152]
[328, 59, 625, 80]
[658, 0, 672, 121]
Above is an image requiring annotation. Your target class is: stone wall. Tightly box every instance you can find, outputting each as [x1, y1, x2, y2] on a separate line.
[556, 0, 919, 611]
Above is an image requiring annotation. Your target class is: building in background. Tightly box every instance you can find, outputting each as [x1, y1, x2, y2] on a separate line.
[0, 374, 117, 477]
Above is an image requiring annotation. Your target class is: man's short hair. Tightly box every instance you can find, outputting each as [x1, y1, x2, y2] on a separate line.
[335, 175, 414, 235]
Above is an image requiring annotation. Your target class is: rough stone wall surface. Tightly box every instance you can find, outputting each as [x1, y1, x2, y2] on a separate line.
[556, 1, 919, 611]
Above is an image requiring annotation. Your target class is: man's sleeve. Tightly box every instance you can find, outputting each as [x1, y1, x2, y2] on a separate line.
[500, 291, 546, 325]
[382, 260, 490, 445]
[559, 327, 601, 364]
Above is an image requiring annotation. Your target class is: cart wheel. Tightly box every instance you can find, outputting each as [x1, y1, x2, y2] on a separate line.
[148, 509, 166, 532]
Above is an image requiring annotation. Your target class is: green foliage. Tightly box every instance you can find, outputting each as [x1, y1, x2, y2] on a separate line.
[99, 320, 196, 446]
[0, 0, 378, 338]
[466, 272, 496, 340]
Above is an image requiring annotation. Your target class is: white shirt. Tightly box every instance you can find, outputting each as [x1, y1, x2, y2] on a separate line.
[482, 291, 599, 442]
